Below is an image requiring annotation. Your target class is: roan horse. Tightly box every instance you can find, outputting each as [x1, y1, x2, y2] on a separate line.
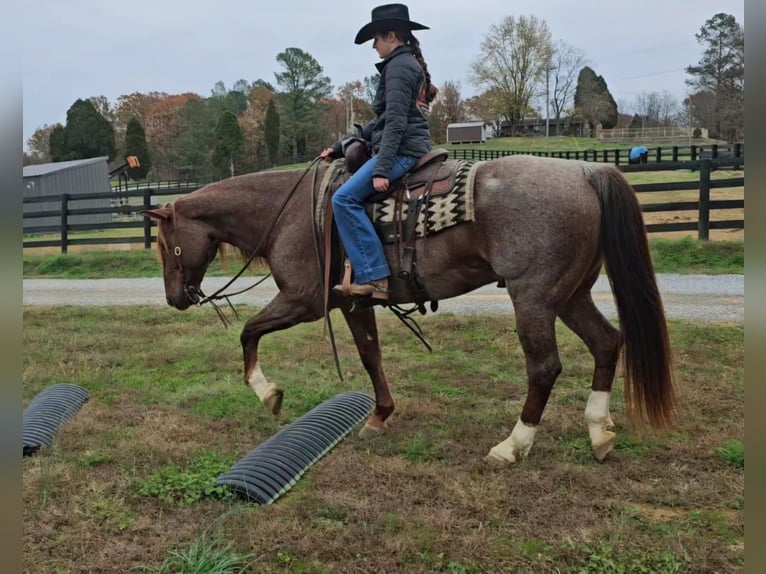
[144, 154, 674, 464]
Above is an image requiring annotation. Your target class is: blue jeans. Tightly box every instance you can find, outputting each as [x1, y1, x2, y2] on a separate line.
[332, 154, 418, 284]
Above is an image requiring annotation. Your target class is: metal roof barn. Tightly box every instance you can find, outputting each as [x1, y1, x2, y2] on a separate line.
[23, 157, 113, 232]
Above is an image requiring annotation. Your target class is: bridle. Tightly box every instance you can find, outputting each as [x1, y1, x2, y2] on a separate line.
[161, 157, 323, 327]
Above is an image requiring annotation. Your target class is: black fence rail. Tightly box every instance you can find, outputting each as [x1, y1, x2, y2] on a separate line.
[23, 158, 744, 252]
[449, 143, 744, 166]
[23, 186, 196, 252]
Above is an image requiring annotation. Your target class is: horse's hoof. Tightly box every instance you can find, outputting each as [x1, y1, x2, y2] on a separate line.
[358, 423, 385, 439]
[484, 449, 518, 465]
[264, 389, 283, 416]
[592, 431, 616, 462]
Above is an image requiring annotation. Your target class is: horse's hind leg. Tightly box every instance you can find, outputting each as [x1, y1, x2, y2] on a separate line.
[487, 297, 561, 464]
[559, 286, 622, 462]
[341, 306, 395, 438]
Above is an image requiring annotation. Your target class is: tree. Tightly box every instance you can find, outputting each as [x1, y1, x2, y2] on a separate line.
[143, 92, 196, 179]
[441, 80, 466, 125]
[633, 91, 680, 128]
[338, 81, 374, 133]
[49, 124, 69, 162]
[427, 99, 449, 143]
[274, 47, 333, 163]
[362, 75, 380, 104]
[573, 66, 618, 130]
[263, 99, 280, 166]
[172, 96, 216, 178]
[239, 84, 277, 171]
[88, 95, 115, 123]
[470, 15, 553, 135]
[61, 99, 116, 160]
[208, 80, 249, 117]
[27, 124, 57, 163]
[124, 117, 151, 179]
[549, 41, 588, 127]
[464, 89, 503, 132]
[212, 110, 244, 178]
[685, 13, 744, 140]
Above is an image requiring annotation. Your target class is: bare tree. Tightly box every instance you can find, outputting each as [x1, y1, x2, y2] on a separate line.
[337, 81, 374, 133]
[470, 15, 553, 135]
[26, 124, 58, 163]
[549, 41, 588, 126]
[440, 80, 466, 125]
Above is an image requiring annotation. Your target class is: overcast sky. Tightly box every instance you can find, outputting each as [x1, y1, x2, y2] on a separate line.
[22, 0, 744, 148]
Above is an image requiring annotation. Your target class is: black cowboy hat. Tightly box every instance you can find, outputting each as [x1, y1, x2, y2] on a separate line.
[354, 4, 429, 45]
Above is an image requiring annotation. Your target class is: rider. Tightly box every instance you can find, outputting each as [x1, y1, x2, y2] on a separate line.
[321, 3, 437, 301]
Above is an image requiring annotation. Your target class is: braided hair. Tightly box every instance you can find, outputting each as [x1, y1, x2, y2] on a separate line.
[394, 29, 438, 104]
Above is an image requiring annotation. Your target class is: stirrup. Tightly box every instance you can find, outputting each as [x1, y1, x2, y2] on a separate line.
[333, 280, 389, 300]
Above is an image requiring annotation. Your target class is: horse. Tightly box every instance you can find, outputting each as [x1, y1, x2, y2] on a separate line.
[143, 154, 675, 464]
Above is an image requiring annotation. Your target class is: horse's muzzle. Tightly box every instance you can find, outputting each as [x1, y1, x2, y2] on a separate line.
[185, 285, 203, 305]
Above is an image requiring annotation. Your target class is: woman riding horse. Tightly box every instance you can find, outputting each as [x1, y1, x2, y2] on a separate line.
[320, 3, 438, 301]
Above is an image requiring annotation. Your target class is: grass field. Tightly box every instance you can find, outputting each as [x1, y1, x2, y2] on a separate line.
[22, 308, 744, 573]
[22, 235, 744, 279]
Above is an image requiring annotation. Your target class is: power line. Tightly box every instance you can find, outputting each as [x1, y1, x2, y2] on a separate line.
[614, 68, 687, 81]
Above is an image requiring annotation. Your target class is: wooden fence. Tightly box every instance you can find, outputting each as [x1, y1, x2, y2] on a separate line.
[22, 158, 744, 252]
[449, 143, 744, 166]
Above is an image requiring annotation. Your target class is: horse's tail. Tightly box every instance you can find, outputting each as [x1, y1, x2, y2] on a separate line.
[588, 166, 675, 429]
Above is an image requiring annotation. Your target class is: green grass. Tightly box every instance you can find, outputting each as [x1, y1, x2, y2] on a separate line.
[649, 237, 743, 274]
[716, 440, 744, 469]
[22, 237, 743, 278]
[141, 533, 253, 574]
[137, 451, 237, 505]
[441, 135, 721, 153]
[23, 249, 269, 278]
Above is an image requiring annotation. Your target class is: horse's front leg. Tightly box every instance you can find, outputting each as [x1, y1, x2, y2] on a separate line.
[341, 305, 395, 437]
[241, 293, 320, 415]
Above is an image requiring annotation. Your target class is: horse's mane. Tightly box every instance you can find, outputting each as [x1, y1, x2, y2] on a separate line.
[154, 207, 269, 274]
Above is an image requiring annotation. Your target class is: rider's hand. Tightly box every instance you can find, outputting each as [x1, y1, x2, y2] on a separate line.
[373, 177, 389, 192]
[320, 147, 335, 161]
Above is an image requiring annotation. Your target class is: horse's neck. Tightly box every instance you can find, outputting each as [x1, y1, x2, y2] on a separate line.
[180, 169, 309, 253]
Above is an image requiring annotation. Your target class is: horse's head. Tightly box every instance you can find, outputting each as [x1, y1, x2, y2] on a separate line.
[143, 205, 219, 310]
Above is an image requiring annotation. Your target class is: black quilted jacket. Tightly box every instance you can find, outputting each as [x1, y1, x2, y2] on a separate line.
[333, 45, 432, 178]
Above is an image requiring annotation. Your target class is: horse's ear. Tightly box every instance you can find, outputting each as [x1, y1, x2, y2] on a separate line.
[143, 207, 171, 221]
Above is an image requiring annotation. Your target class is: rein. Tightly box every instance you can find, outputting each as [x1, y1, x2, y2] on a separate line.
[194, 157, 323, 313]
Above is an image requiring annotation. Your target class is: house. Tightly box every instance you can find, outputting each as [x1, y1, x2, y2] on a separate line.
[23, 157, 113, 232]
[446, 121, 494, 144]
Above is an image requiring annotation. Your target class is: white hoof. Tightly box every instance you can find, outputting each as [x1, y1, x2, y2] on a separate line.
[358, 423, 385, 439]
[485, 419, 537, 464]
[592, 431, 616, 462]
[263, 388, 283, 416]
[485, 447, 519, 465]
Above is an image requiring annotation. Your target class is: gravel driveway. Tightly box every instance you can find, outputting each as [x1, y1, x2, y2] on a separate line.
[23, 274, 744, 323]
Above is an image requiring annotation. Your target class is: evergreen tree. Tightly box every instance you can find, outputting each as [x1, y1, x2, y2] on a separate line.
[49, 124, 71, 162]
[574, 67, 619, 130]
[274, 47, 333, 163]
[172, 96, 215, 178]
[685, 13, 744, 139]
[124, 117, 151, 179]
[212, 110, 244, 178]
[263, 99, 280, 166]
[62, 98, 116, 160]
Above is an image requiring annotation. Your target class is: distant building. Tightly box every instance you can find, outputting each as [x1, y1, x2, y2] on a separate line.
[497, 117, 592, 137]
[446, 121, 494, 144]
[23, 157, 113, 232]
